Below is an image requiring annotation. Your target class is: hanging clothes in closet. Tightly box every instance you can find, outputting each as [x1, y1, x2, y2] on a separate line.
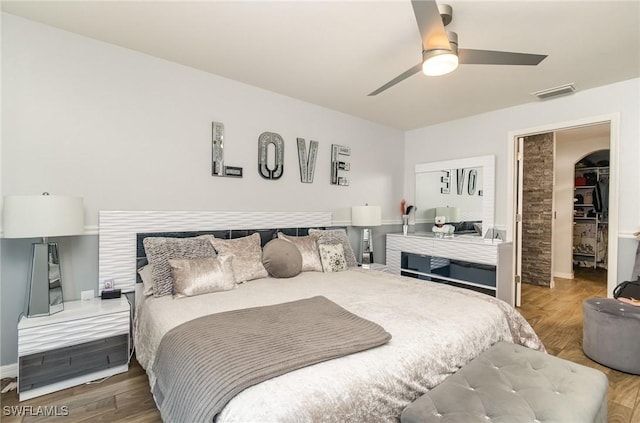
[594, 174, 609, 218]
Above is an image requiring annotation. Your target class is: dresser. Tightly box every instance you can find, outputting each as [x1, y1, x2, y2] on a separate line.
[386, 233, 514, 306]
[17, 297, 130, 400]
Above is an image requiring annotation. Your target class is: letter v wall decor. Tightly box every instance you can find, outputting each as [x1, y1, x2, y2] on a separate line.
[297, 138, 319, 183]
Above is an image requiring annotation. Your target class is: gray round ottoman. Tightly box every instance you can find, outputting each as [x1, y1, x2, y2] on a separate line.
[583, 298, 640, 374]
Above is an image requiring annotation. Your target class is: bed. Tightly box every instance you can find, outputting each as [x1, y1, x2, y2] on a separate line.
[99, 211, 543, 422]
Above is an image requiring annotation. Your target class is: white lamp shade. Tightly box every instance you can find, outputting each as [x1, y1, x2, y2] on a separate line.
[351, 205, 382, 227]
[3, 195, 85, 238]
[422, 52, 459, 76]
[435, 206, 460, 223]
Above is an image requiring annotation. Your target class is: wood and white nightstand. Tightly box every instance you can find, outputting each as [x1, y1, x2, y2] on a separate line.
[17, 296, 130, 401]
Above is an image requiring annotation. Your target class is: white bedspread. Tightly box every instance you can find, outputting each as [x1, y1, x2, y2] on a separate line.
[134, 268, 543, 422]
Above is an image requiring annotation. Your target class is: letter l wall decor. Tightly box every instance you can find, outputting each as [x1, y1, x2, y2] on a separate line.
[211, 122, 243, 177]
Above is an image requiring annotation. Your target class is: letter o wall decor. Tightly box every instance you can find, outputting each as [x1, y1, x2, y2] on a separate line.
[258, 132, 284, 180]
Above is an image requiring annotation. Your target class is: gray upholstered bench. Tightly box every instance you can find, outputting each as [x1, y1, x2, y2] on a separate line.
[401, 341, 608, 423]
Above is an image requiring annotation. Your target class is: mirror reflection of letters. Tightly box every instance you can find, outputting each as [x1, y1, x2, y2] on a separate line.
[416, 166, 484, 227]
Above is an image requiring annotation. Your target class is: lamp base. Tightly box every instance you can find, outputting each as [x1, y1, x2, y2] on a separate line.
[25, 242, 64, 317]
[360, 227, 374, 269]
[361, 251, 373, 269]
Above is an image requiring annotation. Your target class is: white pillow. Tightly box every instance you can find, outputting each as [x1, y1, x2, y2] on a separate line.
[137, 264, 155, 296]
[309, 228, 358, 268]
[318, 243, 347, 273]
[168, 254, 236, 297]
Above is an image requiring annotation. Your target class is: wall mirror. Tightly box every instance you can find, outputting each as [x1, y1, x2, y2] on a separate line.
[415, 155, 495, 235]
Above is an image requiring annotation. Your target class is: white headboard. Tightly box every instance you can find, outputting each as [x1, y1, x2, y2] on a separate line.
[98, 210, 333, 293]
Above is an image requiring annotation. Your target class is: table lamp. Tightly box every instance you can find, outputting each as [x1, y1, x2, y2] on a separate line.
[351, 204, 382, 269]
[3, 193, 85, 317]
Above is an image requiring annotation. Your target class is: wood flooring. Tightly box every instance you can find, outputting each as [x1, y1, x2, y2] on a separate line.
[1, 268, 638, 422]
[519, 267, 640, 423]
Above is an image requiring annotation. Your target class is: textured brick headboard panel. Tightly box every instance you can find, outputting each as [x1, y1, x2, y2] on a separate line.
[99, 211, 333, 294]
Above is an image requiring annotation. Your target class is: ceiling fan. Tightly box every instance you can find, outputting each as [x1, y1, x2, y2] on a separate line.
[368, 1, 547, 96]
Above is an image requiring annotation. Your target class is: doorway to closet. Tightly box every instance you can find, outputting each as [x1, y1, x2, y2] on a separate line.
[572, 149, 610, 275]
[510, 117, 618, 307]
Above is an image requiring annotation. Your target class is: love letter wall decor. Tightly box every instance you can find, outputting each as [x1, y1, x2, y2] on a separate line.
[330, 144, 350, 186]
[297, 138, 319, 183]
[440, 168, 482, 196]
[211, 122, 243, 177]
[258, 132, 285, 180]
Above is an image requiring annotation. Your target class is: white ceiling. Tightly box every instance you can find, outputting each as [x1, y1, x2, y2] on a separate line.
[2, 0, 639, 130]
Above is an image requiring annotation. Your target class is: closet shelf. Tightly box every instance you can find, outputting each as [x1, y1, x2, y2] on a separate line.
[573, 162, 608, 270]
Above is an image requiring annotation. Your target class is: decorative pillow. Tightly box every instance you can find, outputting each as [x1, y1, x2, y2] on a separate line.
[318, 243, 348, 273]
[209, 233, 268, 283]
[143, 235, 217, 297]
[137, 264, 155, 296]
[168, 254, 236, 297]
[277, 233, 323, 272]
[309, 228, 358, 268]
[262, 239, 303, 278]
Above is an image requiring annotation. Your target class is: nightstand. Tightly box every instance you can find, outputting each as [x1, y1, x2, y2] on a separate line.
[17, 297, 130, 401]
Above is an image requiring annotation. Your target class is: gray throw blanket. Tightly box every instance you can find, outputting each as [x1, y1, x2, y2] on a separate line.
[152, 296, 392, 422]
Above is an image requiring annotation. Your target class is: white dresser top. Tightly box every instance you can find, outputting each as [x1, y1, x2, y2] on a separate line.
[388, 232, 503, 246]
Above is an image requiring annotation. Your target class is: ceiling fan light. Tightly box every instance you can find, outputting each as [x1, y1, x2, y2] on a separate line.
[422, 50, 459, 76]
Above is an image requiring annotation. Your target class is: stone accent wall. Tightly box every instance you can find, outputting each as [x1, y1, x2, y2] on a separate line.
[521, 133, 554, 286]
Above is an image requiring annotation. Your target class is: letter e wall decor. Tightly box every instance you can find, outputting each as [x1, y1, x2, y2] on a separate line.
[330, 144, 350, 186]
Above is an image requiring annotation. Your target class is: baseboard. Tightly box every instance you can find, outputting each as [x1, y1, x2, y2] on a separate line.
[1, 363, 17, 379]
[554, 271, 574, 280]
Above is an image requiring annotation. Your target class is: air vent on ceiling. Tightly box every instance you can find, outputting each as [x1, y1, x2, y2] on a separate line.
[531, 83, 576, 100]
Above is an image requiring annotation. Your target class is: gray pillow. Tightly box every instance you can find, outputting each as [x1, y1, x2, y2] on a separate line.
[143, 235, 217, 297]
[209, 233, 268, 283]
[309, 228, 358, 268]
[277, 233, 323, 272]
[262, 239, 303, 278]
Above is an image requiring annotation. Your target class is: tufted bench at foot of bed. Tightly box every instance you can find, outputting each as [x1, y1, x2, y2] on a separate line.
[401, 341, 608, 423]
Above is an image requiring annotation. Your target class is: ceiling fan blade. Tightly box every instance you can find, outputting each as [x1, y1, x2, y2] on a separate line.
[458, 49, 547, 66]
[368, 63, 423, 96]
[411, 0, 451, 51]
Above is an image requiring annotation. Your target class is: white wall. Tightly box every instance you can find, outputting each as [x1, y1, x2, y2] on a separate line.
[554, 130, 609, 279]
[1, 13, 404, 227]
[0, 13, 405, 367]
[404, 79, 639, 235]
